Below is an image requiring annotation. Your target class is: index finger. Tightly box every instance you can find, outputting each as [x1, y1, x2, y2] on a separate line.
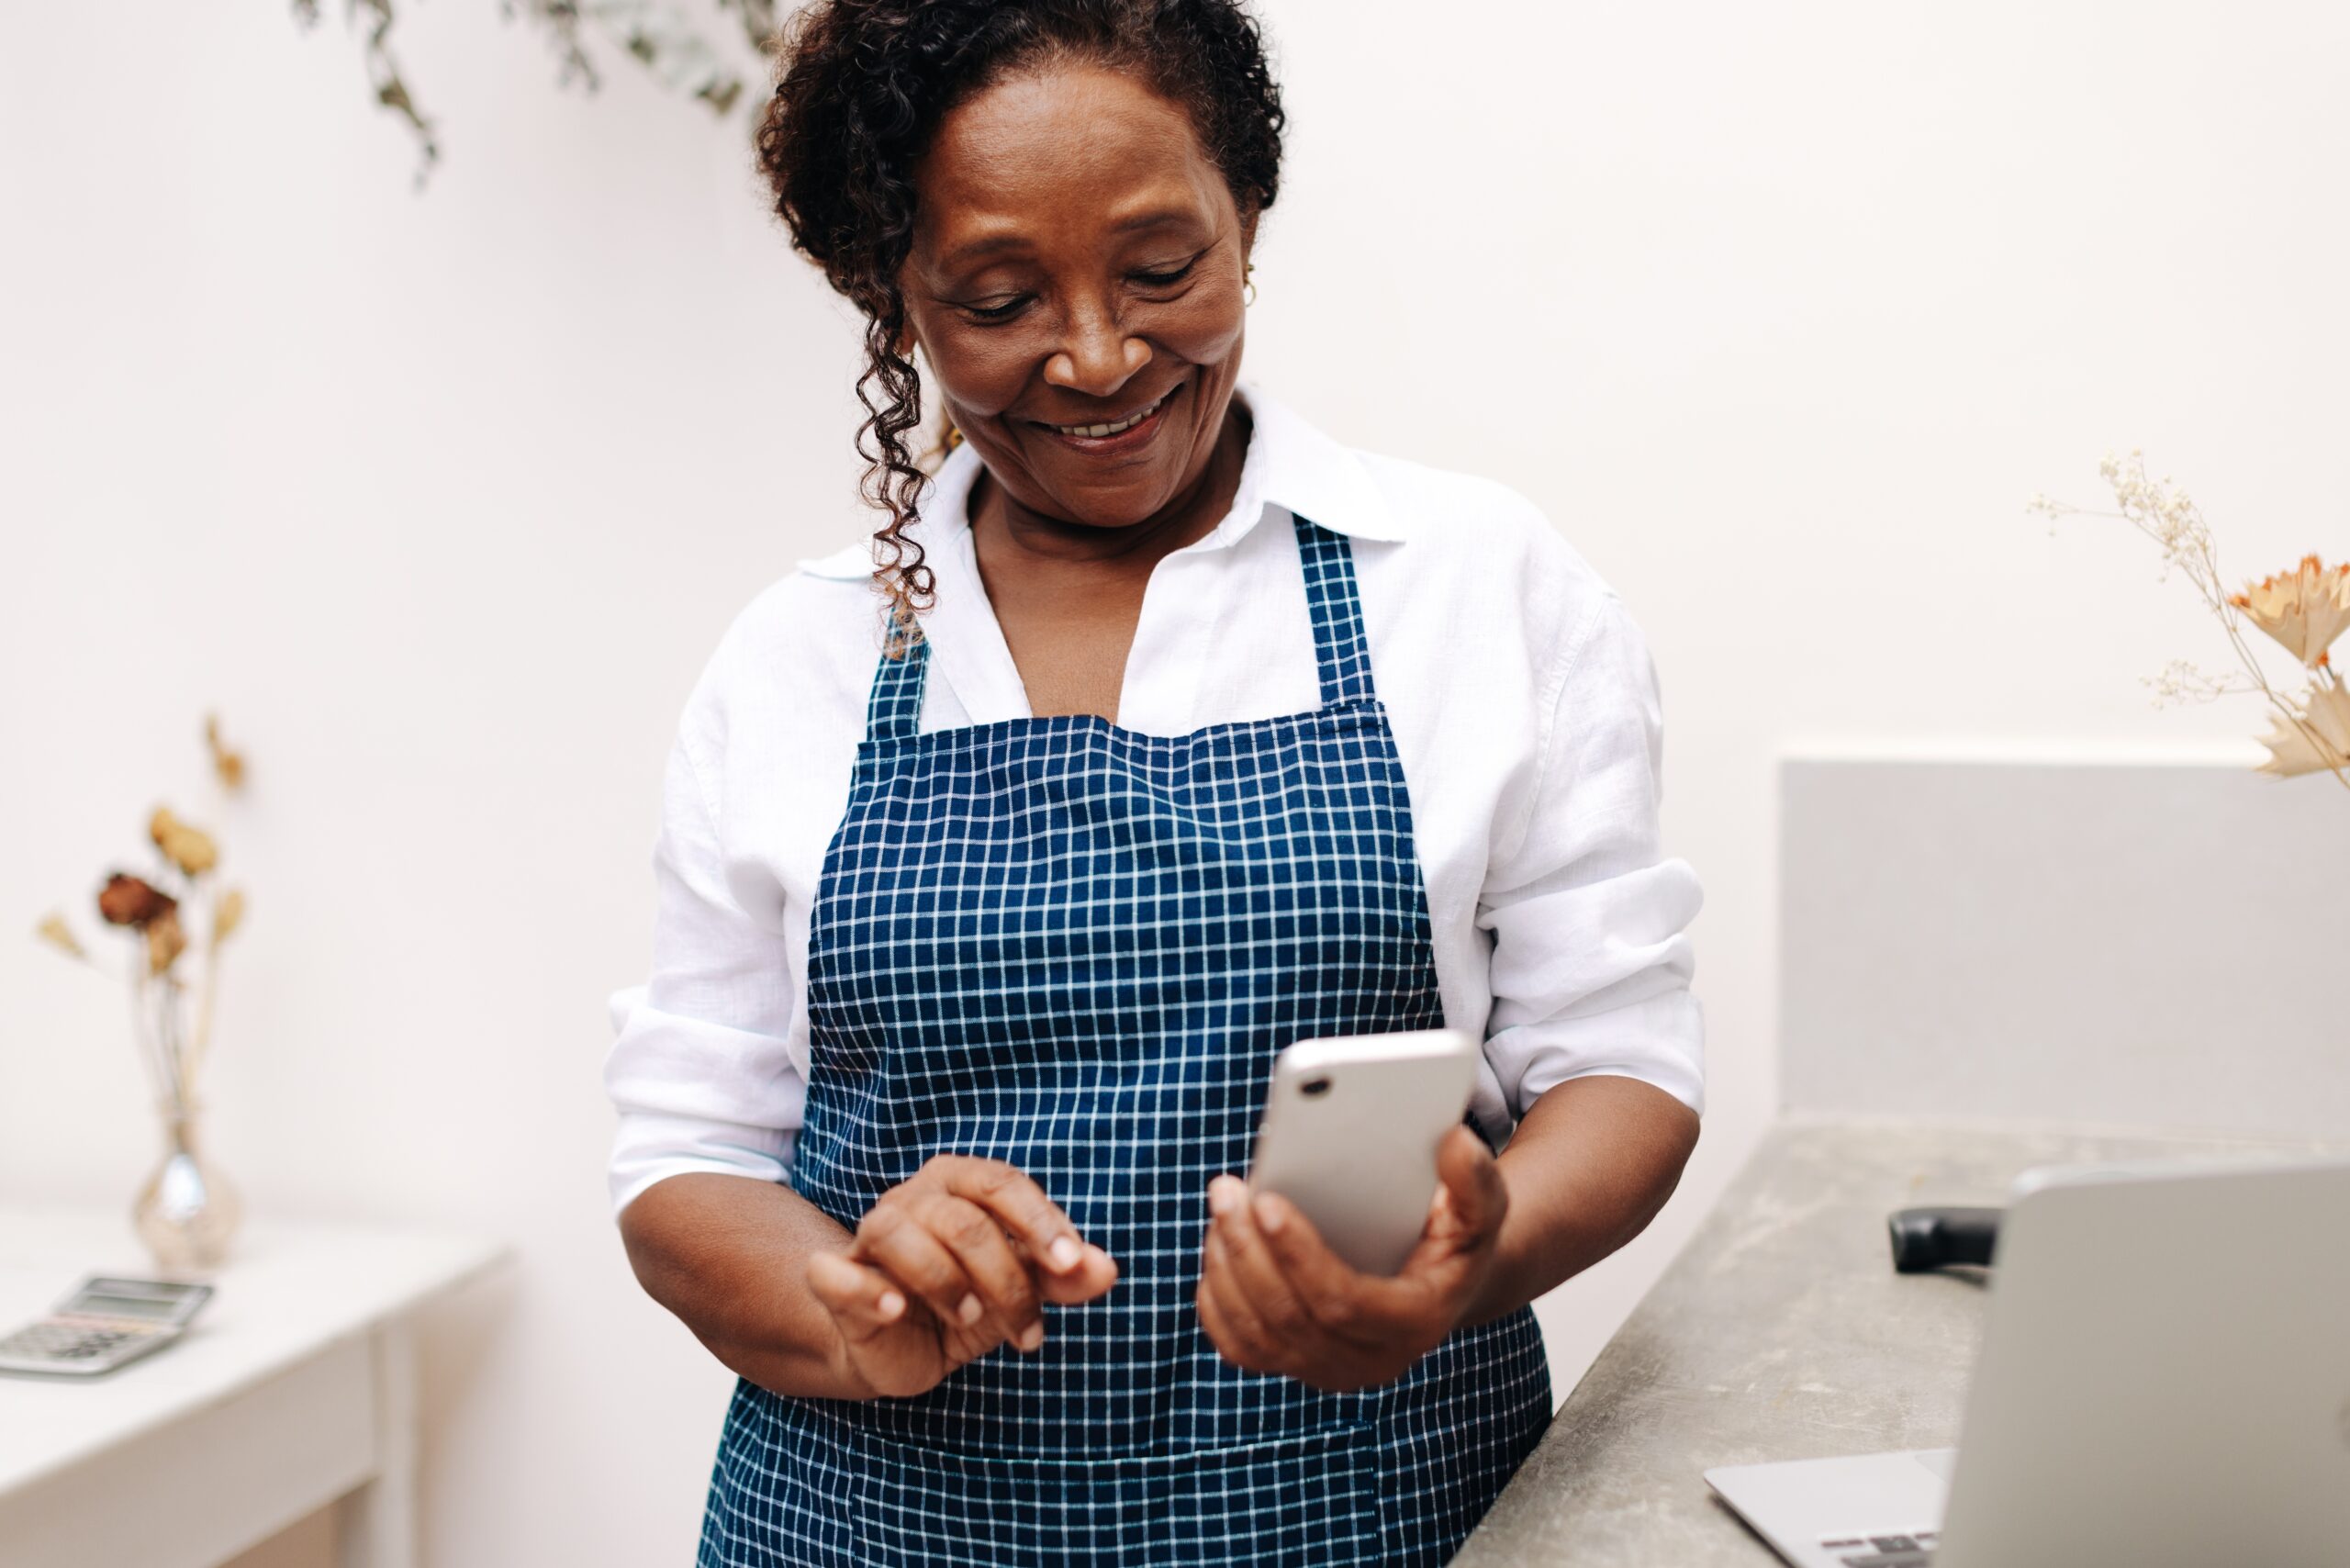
[928, 1156, 1088, 1276]
[1247, 1190, 1422, 1347]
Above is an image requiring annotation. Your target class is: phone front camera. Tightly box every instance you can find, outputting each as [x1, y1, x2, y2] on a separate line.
[1300, 1076, 1333, 1099]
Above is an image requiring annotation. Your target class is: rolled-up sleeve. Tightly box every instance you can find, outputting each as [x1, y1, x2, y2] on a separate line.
[602, 711, 806, 1222]
[1477, 592, 1705, 1119]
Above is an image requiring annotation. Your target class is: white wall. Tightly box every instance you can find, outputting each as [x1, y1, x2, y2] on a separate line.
[5, 3, 2344, 1562]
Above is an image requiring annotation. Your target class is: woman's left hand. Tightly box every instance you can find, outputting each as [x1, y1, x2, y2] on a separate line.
[1195, 1125, 1508, 1393]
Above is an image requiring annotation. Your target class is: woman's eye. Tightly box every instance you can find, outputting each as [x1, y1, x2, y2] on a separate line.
[959, 296, 1030, 323]
[1131, 259, 1198, 287]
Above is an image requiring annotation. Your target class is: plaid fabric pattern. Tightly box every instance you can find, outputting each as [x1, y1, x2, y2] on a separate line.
[699, 512, 1550, 1566]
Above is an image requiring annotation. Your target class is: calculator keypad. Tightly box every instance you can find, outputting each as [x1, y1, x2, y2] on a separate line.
[1, 1317, 165, 1367]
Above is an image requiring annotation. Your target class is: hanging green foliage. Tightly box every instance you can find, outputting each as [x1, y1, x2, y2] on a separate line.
[291, 0, 786, 183]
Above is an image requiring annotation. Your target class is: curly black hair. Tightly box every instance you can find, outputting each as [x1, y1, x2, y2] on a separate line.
[756, 0, 1285, 646]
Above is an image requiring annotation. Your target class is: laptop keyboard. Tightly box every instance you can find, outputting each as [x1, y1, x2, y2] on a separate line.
[1819, 1530, 1939, 1566]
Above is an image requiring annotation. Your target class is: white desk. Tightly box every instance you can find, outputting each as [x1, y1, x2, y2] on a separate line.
[0, 1206, 508, 1568]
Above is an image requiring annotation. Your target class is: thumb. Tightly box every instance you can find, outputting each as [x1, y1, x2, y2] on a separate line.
[1431, 1125, 1507, 1245]
[1038, 1242, 1119, 1305]
[1394, 1126, 1508, 1282]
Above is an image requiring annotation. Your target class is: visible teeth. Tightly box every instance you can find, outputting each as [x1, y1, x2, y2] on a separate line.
[1053, 390, 1167, 438]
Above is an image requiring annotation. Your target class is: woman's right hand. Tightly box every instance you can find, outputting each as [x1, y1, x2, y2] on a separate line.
[805, 1155, 1119, 1399]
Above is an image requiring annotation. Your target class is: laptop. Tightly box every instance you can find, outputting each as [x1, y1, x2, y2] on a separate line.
[1704, 1152, 2350, 1568]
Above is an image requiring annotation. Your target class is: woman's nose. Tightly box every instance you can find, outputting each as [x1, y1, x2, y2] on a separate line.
[1044, 306, 1151, 398]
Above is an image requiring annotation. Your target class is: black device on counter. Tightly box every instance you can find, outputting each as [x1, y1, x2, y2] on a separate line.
[1887, 1206, 2002, 1272]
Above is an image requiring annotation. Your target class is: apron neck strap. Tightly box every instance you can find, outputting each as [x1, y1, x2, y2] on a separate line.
[865, 633, 929, 742]
[858, 508, 1378, 743]
[1292, 510, 1379, 709]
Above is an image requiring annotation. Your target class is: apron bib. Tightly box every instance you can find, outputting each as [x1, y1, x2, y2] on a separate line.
[699, 512, 1550, 1566]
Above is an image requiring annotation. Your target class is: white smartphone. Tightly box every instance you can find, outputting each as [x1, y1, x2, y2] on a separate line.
[1246, 1027, 1481, 1276]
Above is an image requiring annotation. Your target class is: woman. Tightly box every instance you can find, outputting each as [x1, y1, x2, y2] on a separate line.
[606, 2, 1705, 1562]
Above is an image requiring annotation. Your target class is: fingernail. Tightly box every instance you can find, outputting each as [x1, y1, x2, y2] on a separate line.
[1048, 1237, 1082, 1272]
[878, 1291, 904, 1320]
[1016, 1322, 1044, 1351]
[957, 1294, 983, 1325]
[1209, 1178, 1241, 1216]
[1253, 1193, 1285, 1234]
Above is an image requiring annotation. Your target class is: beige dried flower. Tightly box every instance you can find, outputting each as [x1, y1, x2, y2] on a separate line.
[148, 806, 221, 877]
[205, 713, 247, 792]
[2231, 555, 2350, 669]
[2254, 682, 2350, 778]
[213, 888, 247, 945]
[98, 872, 178, 928]
[144, 907, 188, 975]
[35, 912, 88, 960]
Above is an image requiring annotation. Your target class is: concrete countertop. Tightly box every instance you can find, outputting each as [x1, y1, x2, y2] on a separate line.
[1450, 1114, 2349, 1566]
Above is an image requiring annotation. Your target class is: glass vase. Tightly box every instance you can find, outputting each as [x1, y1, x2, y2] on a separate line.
[132, 1100, 242, 1274]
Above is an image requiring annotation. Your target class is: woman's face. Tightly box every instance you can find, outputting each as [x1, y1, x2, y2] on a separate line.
[899, 63, 1252, 532]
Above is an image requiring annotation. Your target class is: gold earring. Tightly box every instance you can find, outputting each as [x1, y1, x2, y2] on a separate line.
[1243, 262, 1258, 308]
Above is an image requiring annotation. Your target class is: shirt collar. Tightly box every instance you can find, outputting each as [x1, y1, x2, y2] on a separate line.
[799, 381, 1404, 580]
[1227, 381, 1407, 545]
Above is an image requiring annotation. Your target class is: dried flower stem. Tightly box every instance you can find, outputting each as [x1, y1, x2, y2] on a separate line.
[183, 888, 227, 1097]
[129, 957, 188, 1114]
[2034, 454, 2350, 792]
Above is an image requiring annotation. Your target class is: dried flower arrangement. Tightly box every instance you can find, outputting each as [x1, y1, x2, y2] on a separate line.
[35, 716, 253, 1267]
[2030, 453, 2350, 790]
[292, 0, 784, 181]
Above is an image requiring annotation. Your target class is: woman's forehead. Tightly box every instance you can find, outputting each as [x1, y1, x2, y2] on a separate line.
[912, 64, 1228, 262]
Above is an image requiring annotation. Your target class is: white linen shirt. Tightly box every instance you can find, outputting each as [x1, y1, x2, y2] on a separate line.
[602, 383, 1704, 1220]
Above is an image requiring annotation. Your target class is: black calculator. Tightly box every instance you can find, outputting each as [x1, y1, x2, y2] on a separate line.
[0, 1275, 214, 1377]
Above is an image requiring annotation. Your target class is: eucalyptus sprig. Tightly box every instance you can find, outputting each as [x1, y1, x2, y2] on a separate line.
[292, 0, 781, 184]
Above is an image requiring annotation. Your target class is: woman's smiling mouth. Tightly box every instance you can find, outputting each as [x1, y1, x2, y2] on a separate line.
[1033, 381, 1182, 449]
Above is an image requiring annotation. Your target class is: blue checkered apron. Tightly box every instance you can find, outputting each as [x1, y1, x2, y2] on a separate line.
[698, 511, 1551, 1565]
